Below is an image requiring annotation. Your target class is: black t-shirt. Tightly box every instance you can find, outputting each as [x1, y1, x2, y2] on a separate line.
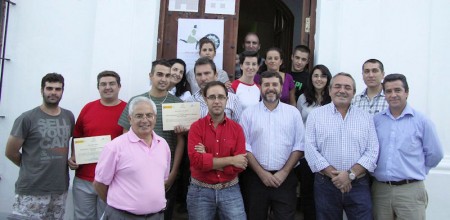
[290, 70, 309, 100]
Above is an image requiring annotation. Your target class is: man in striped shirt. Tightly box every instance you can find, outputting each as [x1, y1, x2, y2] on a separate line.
[305, 72, 379, 220]
[240, 71, 304, 220]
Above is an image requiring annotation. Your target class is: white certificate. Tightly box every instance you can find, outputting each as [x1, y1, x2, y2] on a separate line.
[162, 102, 200, 131]
[74, 135, 111, 165]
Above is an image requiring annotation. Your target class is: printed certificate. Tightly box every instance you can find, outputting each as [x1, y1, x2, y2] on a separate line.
[74, 135, 111, 164]
[162, 102, 200, 131]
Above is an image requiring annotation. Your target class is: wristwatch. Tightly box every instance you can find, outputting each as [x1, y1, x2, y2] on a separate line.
[347, 169, 356, 181]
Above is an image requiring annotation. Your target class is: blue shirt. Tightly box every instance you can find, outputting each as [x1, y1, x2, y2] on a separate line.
[305, 103, 379, 173]
[372, 104, 444, 181]
[240, 101, 305, 171]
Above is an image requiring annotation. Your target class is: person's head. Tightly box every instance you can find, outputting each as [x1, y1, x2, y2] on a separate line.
[169, 58, 186, 85]
[41, 73, 65, 107]
[202, 81, 228, 117]
[128, 97, 157, 138]
[362, 59, 385, 89]
[97, 70, 121, 101]
[291, 45, 310, 72]
[198, 37, 216, 60]
[310, 65, 332, 92]
[265, 47, 283, 72]
[243, 32, 261, 52]
[382, 73, 409, 112]
[260, 71, 283, 104]
[239, 50, 259, 79]
[329, 72, 356, 108]
[149, 59, 172, 92]
[194, 57, 218, 90]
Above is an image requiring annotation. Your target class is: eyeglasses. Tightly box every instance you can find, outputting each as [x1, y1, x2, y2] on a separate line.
[206, 95, 227, 101]
[133, 113, 155, 120]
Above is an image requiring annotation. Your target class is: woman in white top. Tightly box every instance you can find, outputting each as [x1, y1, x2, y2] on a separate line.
[231, 51, 261, 110]
[186, 37, 231, 94]
[297, 64, 332, 124]
[168, 58, 191, 101]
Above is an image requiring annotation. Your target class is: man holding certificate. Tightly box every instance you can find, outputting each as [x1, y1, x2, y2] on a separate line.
[118, 59, 184, 219]
[68, 71, 126, 220]
[187, 81, 247, 220]
[94, 97, 170, 219]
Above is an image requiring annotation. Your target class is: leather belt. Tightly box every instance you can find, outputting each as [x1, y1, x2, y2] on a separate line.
[380, 179, 419, 186]
[191, 177, 238, 190]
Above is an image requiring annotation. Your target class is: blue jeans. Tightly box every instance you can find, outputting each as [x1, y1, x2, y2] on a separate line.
[314, 173, 372, 220]
[187, 183, 246, 220]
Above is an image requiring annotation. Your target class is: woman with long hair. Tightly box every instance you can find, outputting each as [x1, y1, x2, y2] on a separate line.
[168, 58, 191, 101]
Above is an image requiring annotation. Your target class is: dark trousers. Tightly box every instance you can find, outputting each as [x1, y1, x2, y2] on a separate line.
[164, 178, 178, 220]
[296, 158, 316, 220]
[104, 205, 164, 220]
[242, 168, 298, 220]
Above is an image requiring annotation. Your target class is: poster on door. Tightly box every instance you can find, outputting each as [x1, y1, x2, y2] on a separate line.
[177, 18, 224, 71]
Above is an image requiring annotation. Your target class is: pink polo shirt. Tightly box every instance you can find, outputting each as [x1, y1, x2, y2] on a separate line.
[95, 129, 171, 215]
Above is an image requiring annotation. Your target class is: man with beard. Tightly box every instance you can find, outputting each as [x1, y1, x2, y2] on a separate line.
[94, 97, 170, 219]
[68, 71, 126, 220]
[187, 81, 247, 220]
[305, 73, 379, 220]
[117, 60, 184, 219]
[5, 73, 75, 219]
[239, 71, 305, 220]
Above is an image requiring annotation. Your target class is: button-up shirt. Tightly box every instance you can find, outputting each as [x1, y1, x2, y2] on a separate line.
[188, 114, 246, 184]
[352, 88, 388, 115]
[240, 101, 305, 171]
[95, 130, 170, 215]
[372, 105, 443, 181]
[185, 90, 242, 122]
[305, 103, 379, 173]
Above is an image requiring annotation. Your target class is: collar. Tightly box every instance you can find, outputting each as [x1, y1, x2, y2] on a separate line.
[262, 100, 281, 112]
[360, 88, 385, 98]
[382, 103, 413, 119]
[206, 113, 228, 125]
[127, 128, 160, 144]
[330, 102, 353, 114]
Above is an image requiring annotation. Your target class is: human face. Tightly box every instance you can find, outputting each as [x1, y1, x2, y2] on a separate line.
[311, 69, 328, 91]
[195, 64, 218, 89]
[240, 57, 259, 78]
[200, 43, 216, 60]
[204, 85, 228, 117]
[265, 50, 283, 72]
[291, 50, 309, 72]
[129, 102, 155, 139]
[41, 82, 63, 106]
[150, 64, 171, 91]
[261, 77, 282, 103]
[384, 80, 408, 113]
[98, 76, 120, 101]
[329, 75, 355, 108]
[362, 62, 384, 89]
[170, 63, 184, 85]
[244, 34, 260, 52]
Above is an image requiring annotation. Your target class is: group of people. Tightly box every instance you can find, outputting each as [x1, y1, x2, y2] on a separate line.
[4, 32, 444, 220]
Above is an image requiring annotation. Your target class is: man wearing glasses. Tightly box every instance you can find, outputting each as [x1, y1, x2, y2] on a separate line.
[94, 97, 171, 219]
[187, 81, 248, 219]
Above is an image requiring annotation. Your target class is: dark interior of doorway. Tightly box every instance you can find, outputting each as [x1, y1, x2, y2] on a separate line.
[237, 0, 304, 72]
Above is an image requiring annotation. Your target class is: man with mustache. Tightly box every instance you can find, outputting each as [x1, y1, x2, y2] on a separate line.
[372, 74, 443, 220]
[305, 72, 379, 220]
[94, 97, 170, 219]
[117, 60, 184, 219]
[5, 73, 75, 219]
[239, 71, 305, 220]
[352, 59, 388, 115]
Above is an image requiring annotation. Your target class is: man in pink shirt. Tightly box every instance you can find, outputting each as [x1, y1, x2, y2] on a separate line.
[94, 96, 171, 219]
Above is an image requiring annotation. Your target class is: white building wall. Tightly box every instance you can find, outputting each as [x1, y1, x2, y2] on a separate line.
[315, 0, 450, 219]
[0, 0, 160, 218]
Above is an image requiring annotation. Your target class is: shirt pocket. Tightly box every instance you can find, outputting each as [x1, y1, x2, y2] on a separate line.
[221, 138, 237, 156]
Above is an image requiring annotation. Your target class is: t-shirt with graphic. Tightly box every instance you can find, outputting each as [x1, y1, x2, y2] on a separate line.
[10, 106, 75, 195]
[231, 80, 260, 111]
[290, 70, 309, 100]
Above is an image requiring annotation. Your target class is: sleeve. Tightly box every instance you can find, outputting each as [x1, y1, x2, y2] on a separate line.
[165, 142, 171, 180]
[95, 142, 119, 185]
[222, 124, 247, 174]
[292, 109, 305, 152]
[287, 74, 295, 90]
[73, 106, 87, 138]
[239, 110, 253, 153]
[356, 116, 379, 172]
[10, 113, 30, 139]
[231, 81, 240, 94]
[218, 69, 230, 83]
[118, 100, 131, 130]
[304, 111, 330, 173]
[231, 95, 242, 123]
[187, 121, 214, 171]
[422, 117, 444, 171]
